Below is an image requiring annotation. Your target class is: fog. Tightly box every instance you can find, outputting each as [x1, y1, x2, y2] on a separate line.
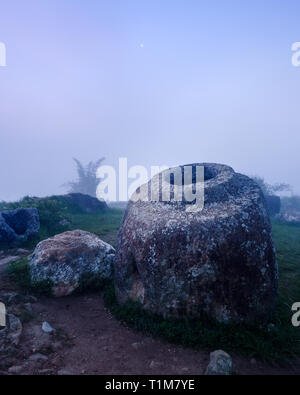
[1, 0, 300, 201]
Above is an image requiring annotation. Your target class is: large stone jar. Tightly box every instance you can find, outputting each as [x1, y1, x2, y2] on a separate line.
[115, 163, 278, 324]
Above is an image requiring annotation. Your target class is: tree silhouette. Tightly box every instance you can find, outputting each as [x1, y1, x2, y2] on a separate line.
[64, 158, 105, 197]
[251, 176, 292, 196]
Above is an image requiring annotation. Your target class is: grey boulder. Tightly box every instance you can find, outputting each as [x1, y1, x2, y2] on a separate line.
[0, 208, 40, 246]
[29, 230, 115, 297]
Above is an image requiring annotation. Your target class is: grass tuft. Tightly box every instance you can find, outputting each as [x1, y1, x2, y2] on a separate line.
[5, 258, 53, 296]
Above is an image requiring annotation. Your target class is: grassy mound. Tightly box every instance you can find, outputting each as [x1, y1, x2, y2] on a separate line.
[0, 196, 124, 248]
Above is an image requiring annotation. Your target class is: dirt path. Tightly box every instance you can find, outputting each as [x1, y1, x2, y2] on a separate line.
[15, 293, 299, 375]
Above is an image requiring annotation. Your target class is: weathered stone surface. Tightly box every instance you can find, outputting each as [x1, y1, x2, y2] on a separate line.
[0, 217, 17, 245]
[42, 322, 55, 333]
[29, 230, 115, 297]
[205, 350, 232, 375]
[0, 208, 40, 246]
[115, 163, 278, 324]
[64, 193, 108, 213]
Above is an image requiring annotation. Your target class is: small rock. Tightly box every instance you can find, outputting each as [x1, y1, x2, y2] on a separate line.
[205, 350, 233, 376]
[8, 365, 25, 374]
[42, 322, 55, 333]
[38, 369, 53, 375]
[57, 369, 74, 375]
[5, 314, 23, 346]
[0, 291, 18, 304]
[250, 358, 257, 365]
[29, 353, 48, 362]
[0, 256, 19, 267]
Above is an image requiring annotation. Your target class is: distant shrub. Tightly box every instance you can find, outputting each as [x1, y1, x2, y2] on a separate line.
[251, 176, 292, 197]
[281, 196, 300, 213]
[63, 157, 105, 197]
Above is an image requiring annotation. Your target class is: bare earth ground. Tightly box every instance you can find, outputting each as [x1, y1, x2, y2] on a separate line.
[1, 252, 300, 376]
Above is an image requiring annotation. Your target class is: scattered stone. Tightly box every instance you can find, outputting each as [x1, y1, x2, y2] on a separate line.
[42, 322, 55, 334]
[0, 291, 19, 305]
[8, 365, 25, 374]
[57, 369, 74, 375]
[38, 369, 53, 375]
[0, 313, 23, 352]
[115, 163, 278, 324]
[29, 230, 115, 297]
[29, 353, 48, 361]
[205, 350, 233, 375]
[0, 256, 19, 268]
[250, 358, 257, 365]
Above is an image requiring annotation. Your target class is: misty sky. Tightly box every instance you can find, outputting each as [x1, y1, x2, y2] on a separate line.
[0, 0, 300, 201]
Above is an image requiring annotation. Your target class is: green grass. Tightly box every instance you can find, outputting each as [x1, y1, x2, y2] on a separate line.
[272, 219, 300, 303]
[5, 257, 54, 296]
[69, 209, 124, 247]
